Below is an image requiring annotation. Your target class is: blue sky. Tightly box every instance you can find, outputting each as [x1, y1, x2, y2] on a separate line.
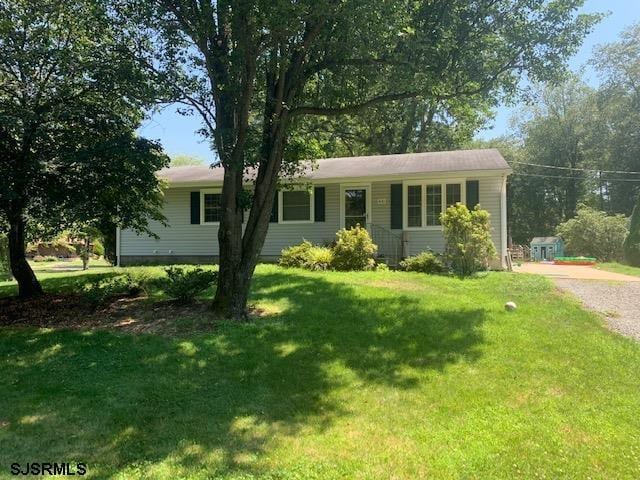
[138, 0, 640, 159]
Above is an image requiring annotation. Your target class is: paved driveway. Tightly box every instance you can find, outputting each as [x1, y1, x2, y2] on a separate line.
[514, 262, 640, 282]
[514, 263, 640, 340]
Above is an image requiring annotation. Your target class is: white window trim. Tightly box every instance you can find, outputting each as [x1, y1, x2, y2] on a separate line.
[402, 178, 467, 230]
[200, 188, 222, 225]
[278, 187, 314, 224]
[339, 183, 372, 229]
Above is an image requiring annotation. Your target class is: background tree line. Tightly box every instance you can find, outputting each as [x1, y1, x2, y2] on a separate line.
[490, 24, 640, 245]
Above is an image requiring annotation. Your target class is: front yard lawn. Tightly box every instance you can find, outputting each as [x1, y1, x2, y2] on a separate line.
[1, 265, 639, 478]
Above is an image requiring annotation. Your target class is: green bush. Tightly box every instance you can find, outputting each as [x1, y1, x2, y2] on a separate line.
[376, 262, 390, 272]
[92, 239, 105, 257]
[279, 240, 314, 268]
[279, 241, 334, 271]
[33, 255, 57, 262]
[623, 195, 640, 266]
[556, 206, 629, 262]
[400, 251, 446, 274]
[163, 266, 217, 302]
[305, 246, 334, 271]
[331, 225, 378, 271]
[441, 204, 496, 277]
[82, 274, 143, 306]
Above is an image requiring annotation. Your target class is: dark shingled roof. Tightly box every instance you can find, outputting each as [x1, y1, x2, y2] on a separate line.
[159, 149, 511, 184]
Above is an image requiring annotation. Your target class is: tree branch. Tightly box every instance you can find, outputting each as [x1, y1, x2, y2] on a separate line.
[291, 91, 418, 116]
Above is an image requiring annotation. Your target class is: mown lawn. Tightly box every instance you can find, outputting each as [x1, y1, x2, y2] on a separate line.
[1, 265, 639, 479]
[597, 262, 640, 278]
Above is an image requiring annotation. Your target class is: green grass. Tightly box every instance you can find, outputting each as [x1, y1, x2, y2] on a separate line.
[597, 262, 640, 278]
[0, 259, 115, 298]
[1, 265, 640, 478]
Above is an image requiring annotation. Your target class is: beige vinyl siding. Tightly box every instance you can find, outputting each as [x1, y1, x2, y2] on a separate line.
[121, 175, 506, 264]
[370, 180, 394, 230]
[120, 185, 339, 258]
[261, 184, 340, 255]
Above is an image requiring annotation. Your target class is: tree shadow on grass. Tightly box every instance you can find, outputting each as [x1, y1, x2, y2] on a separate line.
[0, 270, 487, 477]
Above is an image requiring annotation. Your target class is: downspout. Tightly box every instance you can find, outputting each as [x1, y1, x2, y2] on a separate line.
[116, 226, 121, 267]
[500, 174, 508, 269]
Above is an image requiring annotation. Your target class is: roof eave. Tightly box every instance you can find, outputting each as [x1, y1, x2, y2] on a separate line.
[160, 167, 512, 188]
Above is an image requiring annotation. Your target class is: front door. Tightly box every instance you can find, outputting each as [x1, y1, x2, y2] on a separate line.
[342, 186, 370, 229]
[541, 246, 547, 260]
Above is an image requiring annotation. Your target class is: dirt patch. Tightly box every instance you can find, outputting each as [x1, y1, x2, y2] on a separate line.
[514, 262, 640, 282]
[0, 294, 271, 336]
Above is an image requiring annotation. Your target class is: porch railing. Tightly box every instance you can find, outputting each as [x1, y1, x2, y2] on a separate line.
[367, 223, 404, 267]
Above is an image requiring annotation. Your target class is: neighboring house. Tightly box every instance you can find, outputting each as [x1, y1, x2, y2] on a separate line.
[117, 149, 512, 267]
[530, 236, 565, 261]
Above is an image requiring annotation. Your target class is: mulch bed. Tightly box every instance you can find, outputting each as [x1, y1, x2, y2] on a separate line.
[0, 294, 216, 336]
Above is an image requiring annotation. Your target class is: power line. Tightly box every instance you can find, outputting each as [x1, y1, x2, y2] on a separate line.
[510, 160, 640, 176]
[511, 172, 640, 183]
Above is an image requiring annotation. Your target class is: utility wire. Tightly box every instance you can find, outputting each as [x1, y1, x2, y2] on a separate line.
[510, 160, 640, 176]
[511, 172, 640, 183]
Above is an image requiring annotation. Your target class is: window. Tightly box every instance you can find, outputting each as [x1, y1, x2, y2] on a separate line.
[446, 183, 461, 207]
[404, 179, 470, 229]
[466, 180, 479, 209]
[203, 192, 222, 223]
[281, 190, 312, 222]
[407, 185, 422, 227]
[426, 185, 442, 226]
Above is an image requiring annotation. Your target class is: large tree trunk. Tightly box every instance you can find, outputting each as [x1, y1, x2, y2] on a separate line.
[212, 133, 285, 319]
[212, 166, 249, 318]
[212, 94, 288, 319]
[7, 209, 42, 298]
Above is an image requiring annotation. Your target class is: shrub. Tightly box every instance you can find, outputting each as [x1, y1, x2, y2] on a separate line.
[279, 241, 333, 271]
[82, 274, 143, 306]
[441, 204, 496, 277]
[32, 255, 57, 262]
[163, 266, 217, 302]
[92, 239, 105, 257]
[305, 246, 334, 271]
[279, 240, 314, 268]
[556, 206, 629, 262]
[623, 194, 640, 267]
[400, 251, 446, 274]
[331, 225, 378, 271]
[375, 262, 389, 272]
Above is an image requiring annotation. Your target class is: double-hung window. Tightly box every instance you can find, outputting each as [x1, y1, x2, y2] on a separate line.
[407, 185, 422, 227]
[446, 183, 461, 207]
[201, 190, 222, 224]
[426, 185, 442, 226]
[280, 189, 313, 223]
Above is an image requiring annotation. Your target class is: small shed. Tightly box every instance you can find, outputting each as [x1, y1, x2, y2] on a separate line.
[530, 237, 564, 261]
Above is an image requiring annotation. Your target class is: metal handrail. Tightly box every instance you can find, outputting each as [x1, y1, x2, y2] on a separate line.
[366, 223, 404, 266]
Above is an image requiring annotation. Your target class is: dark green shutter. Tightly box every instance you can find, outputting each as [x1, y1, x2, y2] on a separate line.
[314, 187, 325, 222]
[190, 192, 200, 224]
[390, 184, 403, 230]
[269, 190, 278, 222]
[466, 180, 479, 209]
